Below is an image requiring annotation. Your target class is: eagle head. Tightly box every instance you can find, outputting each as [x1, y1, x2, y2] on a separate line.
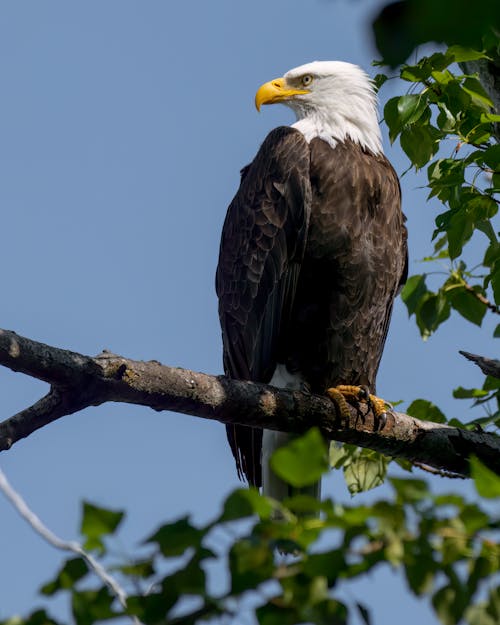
[255, 60, 382, 154]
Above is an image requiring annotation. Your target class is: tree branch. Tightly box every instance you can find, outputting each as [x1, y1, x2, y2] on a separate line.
[0, 466, 142, 624]
[459, 350, 500, 379]
[1, 329, 499, 478]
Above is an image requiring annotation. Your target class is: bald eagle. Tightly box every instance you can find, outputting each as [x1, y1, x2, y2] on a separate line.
[216, 61, 407, 502]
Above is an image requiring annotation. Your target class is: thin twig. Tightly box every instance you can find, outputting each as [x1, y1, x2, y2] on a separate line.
[0, 466, 142, 625]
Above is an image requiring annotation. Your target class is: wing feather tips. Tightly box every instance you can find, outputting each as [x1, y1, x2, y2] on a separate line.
[216, 126, 312, 485]
[226, 424, 262, 486]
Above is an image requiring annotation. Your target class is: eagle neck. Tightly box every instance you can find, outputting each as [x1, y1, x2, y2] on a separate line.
[291, 107, 383, 155]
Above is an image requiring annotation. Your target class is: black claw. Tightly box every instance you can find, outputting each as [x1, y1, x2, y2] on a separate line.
[377, 411, 388, 431]
[358, 385, 370, 400]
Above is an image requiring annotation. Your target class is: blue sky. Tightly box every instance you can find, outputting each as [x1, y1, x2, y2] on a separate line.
[0, 1, 495, 623]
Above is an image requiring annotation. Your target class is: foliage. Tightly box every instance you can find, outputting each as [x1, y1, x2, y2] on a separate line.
[372, 0, 500, 67]
[377, 39, 500, 427]
[381, 46, 499, 339]
[2, 449, 500, 625]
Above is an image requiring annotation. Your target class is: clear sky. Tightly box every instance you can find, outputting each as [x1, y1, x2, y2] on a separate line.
[0, 1, 494, 623]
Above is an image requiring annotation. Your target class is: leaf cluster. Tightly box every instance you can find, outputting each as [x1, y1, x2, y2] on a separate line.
[379, 44, 499, 350]
[3, 431, 500, 625]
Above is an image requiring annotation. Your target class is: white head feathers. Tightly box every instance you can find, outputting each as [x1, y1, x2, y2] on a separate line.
[283, 61, 383, 155]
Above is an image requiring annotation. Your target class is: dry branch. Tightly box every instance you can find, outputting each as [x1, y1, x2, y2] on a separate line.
[0, 328, 499, 478]
[460, 350, 500, 379]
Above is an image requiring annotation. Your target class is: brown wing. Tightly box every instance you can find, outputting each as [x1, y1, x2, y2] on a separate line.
[284, 138, 408, 393]
[216, 126, 311, 486]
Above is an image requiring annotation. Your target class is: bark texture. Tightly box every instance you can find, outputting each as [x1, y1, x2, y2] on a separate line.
[0, 328, 499, 478]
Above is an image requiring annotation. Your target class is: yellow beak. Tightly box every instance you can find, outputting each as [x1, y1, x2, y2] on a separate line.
[255, 77, 310, 111]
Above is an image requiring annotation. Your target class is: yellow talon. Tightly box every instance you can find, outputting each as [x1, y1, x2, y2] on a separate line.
[368, 393, 388, 417]
[326, 387, 351, 420]
[326, 385, 390, 429]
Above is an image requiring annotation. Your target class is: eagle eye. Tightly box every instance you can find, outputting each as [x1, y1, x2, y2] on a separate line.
[301, 74, 313, 87]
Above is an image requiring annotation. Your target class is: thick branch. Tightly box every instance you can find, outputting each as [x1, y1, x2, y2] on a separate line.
[0, 329, 499, 478]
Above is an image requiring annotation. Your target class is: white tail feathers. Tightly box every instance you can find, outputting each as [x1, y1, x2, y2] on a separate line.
[262, 364, 322, 509]
[262, 429, 322, 504]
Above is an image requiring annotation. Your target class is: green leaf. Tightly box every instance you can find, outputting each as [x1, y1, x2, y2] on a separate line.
[490, 263, 500, 306]
[481, 376, 500, 392]
[494, 324, 500, 338]
[401, 63, 433, 83]
[256, 603, 300, 625]
[329, 443, 356, 469]
[229, 537, 274, 594]
[401, 274, 428, 316]
[465, 121, 494, 144]
[284, 493, 327, 517]
[476, 221, 498, 245]
[161, 550, 208, 596]
[446, 46, 490, 63]
[4, 611, 62, 625]
[344, 451, 387, 495]
[466, 604, 498, 625]
[470, 456, 500, 498]
[270, 428, 329, 488]
[373, 73, 388, 91]
[302, 549, 346, 585]
[397, 94, 429, 125]
[467, 194, 498, 221]
[116, 559, 155, 579]
[127, 592, 174, 623]
[432, 585, 466, 625]
[481, 112, 500, 123]
[40, 558, 88, 596]
[428, 158, 466, 190]
[390, 478, 429, 503]
[482, 144, 500, 170]
[453, 386, 489, 399]
[219, 488, 274, 521]
[431, 69, 455, 86]
[80, 502, 124, 553]
[483, 241, 500, 267]
[404, 536, 437, 595]
[72, 587, 116, 625]
[406, 399, 447, 423]
[416, 292, 451, 338]
[384, 97, 403, 142]
[440, 79, 471, 117]
[146, 517, 204, 556]
[436, 103, 456, 132]
[446, 211, 474, 259]
[400, 124, 440, 169]
[462, 76, 493, 110]
[460, 503, 490, 534]
[446, 285, 487, 326]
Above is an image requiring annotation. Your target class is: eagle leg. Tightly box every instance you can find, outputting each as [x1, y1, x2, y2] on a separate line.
[326, 385, 389, 430]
